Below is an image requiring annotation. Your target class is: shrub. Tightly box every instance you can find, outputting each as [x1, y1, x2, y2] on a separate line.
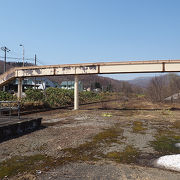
[79, 91, 103, 104]
[25, 89, 44, 102]
[44, 88, 74, 107]
[24, 88, 105, 108]
[0, 91, 14, 101]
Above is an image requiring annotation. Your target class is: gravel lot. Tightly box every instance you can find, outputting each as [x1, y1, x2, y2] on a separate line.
[0, 101, 180, 179]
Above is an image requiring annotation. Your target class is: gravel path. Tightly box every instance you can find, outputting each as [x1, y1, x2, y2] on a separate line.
[37, 161, 180, 180]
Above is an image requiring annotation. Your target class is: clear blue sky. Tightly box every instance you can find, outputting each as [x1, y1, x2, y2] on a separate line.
[0, 0, 180, 80]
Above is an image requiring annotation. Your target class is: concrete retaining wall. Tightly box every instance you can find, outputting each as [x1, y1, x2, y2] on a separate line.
[0, 118, 42, 140]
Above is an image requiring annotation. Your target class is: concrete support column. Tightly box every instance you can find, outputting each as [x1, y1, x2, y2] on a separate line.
[18, 78, 23, 100]
[74, 75, 79, 110]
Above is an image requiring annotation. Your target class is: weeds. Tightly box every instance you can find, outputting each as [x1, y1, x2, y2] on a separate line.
[0, 126, 124, 178]
[102, 113, 113, 117]
[173, 120, 180, 129]
[160, 109, 173, 116]
[150, 129, 180, 155]
[132, 121, 147, 133]
[106, 145, 140, 163]
[0, 154, 55, 179]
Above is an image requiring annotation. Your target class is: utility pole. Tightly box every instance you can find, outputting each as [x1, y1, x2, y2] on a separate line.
[1, 46, 10, 91]
[34, 54, 37, 89]
[1, 46, 10, 73]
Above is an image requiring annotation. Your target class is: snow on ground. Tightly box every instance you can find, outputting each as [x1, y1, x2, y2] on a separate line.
[154, 154, 180, 172]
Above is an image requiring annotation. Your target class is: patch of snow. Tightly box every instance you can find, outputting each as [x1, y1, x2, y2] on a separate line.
[154, 154, 180, 172]
[175, 143, 180, 148]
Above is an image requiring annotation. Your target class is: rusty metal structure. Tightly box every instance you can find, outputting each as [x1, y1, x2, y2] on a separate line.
[0, 101, 20, 119]
[1, 59, 180, 109]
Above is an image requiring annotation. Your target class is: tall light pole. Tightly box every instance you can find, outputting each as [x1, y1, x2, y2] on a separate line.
[19, 44, 25, 95]
[19, 44, 24, 66]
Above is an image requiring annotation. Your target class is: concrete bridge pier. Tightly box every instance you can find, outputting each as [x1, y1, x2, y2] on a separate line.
[17, 78, 23, 100]
[74, 75, 79, 110]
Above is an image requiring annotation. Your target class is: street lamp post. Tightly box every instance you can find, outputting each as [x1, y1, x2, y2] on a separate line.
[19, 44, 24, 96]
[19, 44, 24, 67]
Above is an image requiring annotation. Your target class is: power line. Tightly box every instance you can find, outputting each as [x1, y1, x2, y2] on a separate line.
[36, 58, 45, 65]
[8, 48, 22, 58]
[0, 54, 45, 66]
[0, 56, 45, 66]
[0, 56, 34, 61]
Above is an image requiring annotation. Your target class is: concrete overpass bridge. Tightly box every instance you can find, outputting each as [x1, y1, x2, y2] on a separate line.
[1, 59, 180, 110]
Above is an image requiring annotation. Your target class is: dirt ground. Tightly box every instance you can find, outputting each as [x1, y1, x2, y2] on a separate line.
[0, 100, 180, 179]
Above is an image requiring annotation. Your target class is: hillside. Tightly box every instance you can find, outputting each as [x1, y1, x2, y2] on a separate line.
[128, 77, 153, 88]
[0, 60, 13, 74]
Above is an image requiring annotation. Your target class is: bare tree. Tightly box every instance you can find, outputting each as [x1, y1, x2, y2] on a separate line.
[168, 74, 180, 95]
[147, 76, 167, 102]
[120, 81, 133, 97]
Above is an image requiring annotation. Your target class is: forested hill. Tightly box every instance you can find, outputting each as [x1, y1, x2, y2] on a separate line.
[0, 60, 13, 74]
[0, 60, 34, 74]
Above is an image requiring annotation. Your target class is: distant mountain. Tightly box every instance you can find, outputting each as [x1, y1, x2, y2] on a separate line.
[128, 77, 153, 88]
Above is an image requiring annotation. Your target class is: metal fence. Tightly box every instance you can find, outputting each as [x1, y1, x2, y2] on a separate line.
[0, 101, 20, 119]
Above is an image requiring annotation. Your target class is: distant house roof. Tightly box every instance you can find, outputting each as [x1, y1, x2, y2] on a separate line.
[60, 81, 82, 86]
[165, 93, 180, 101]
[12, 77, 60, 87]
